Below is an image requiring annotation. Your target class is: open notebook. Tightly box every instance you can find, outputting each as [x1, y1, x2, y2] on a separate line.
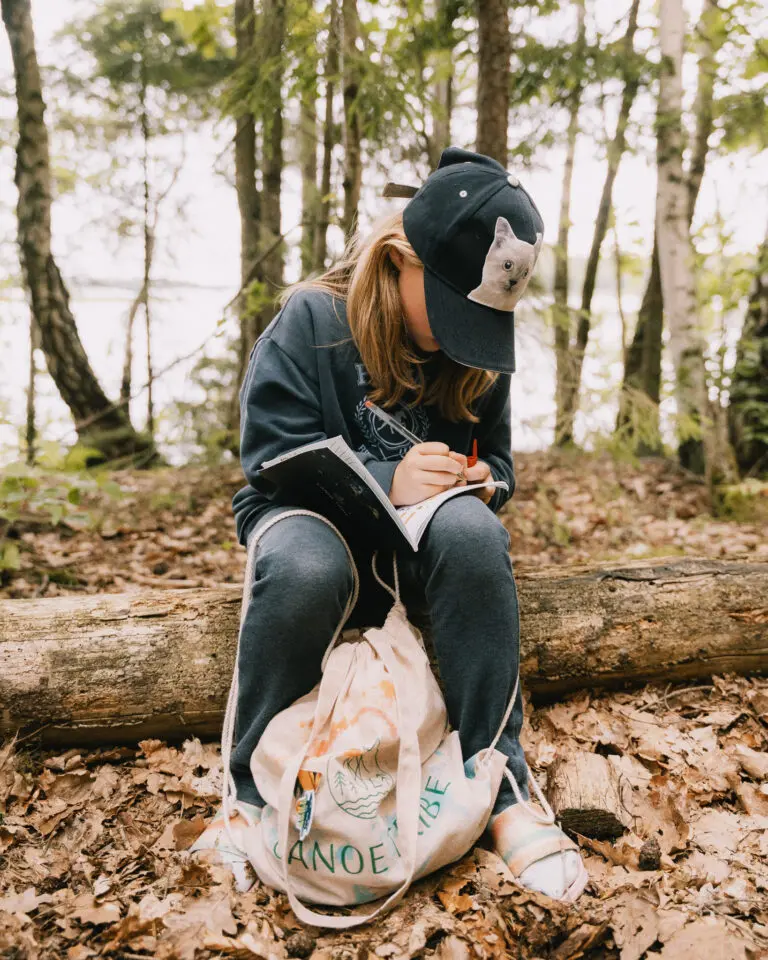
[259, 436, 507, 552]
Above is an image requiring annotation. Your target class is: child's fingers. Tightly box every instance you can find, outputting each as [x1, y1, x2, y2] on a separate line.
[416, 469, 461, 487]
[464, 461, 492, 484]
[417, 454, 464, 478]
[413, 441, 450, 455]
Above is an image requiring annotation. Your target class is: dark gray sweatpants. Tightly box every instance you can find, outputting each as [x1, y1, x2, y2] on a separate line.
[230, 495, 530, 817]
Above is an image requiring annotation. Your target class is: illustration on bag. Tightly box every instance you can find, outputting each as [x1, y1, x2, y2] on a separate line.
[294, 769, 322, 841]
[328, 740, 394, 819]
[468, 216, 543, 312]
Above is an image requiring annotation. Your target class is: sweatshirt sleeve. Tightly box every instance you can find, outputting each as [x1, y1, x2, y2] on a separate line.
[238, 335, 400, 498]
[238, 336, 325, 493]
[475, 374, 515, 514]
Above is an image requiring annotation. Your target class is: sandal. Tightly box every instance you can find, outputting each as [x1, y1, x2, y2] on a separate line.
[489, 767, 589, 903]
[188, 798, 263, 893]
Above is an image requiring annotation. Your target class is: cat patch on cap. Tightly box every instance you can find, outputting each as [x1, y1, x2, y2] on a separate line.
[468, 217, 543, 312]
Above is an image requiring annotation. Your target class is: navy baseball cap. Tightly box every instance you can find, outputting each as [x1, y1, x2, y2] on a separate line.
[398, 147, 545, 374]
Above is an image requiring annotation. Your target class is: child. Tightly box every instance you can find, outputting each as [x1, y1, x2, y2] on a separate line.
[191, 148, 588, 903]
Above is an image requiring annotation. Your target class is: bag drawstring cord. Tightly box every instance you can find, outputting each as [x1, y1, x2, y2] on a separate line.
[220, 510, 361, 853]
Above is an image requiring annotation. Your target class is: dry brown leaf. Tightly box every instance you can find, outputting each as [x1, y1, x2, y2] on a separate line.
[658, 918, 752, 959]
[436, 935, 472, 960]
[549, 921, 609, 960]
[173, 814, 207, 849]
[70, 893, 122, 926]
[609, 891, 661, 960]
[731, 744, 768, 780]
[0, 886, 52, 919]
[736, 782, 768, 816]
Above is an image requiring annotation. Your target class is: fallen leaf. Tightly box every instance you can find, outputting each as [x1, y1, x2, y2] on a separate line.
[659, 918, 751, 959]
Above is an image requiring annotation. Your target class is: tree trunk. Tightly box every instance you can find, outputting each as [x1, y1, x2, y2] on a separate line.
[616, 234, 664, 451]
[226, 0, 261, 454]
[427, 0, 460, 169]
[618, 0, 722, 455]
[2, 558, 766, 746]
[259, 0, 285, 308]
[553, 0, 585, 448]
[475, 0, 509, 164]
[557, 0, 640, 447]
[140, 78, 155, 440]
[314, 0, 339, 270]
[656, 0, 728, 483]
[728, 224, 768, 477]
[1, 0, 154, 466]
[687, 0, 721, 224]
[341, 0, 362, 239]
[25, 315, 39, 466]
[299, 68, 319, 278]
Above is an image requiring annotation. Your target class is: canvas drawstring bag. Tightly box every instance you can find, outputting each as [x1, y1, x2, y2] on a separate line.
[218, 508, 539, 929]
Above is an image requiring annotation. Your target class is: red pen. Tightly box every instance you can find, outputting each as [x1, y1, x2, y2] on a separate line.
[467, 438, 478, 468]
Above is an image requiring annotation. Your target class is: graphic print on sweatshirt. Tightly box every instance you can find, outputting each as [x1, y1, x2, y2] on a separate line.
[354, 397, 430, 461]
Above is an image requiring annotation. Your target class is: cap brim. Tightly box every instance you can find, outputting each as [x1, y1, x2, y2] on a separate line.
[422, 267, 516, 374]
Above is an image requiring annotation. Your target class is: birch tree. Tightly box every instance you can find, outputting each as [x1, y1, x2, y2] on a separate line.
[618, 0, 731, 454]
[655, 0, 731, 482]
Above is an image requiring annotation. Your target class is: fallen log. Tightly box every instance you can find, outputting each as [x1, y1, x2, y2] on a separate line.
[1, 558, 766, 746]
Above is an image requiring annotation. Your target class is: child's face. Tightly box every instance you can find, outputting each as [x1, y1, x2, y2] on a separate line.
[392, 253, 441, 353]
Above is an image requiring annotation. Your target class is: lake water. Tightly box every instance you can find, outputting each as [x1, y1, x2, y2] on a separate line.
[0, 283, 652, 467]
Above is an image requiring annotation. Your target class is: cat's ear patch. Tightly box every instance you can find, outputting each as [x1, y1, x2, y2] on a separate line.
[468, 224, 543, 311]
[493, 216, 516, 245]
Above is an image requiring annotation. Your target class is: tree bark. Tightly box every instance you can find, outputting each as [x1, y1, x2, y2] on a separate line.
[1, 0, 154, 466]
[547, 752, 631, 840]
[2, 558, 766, 746]
[427, 0, 460, 169]
[656, 0, 728, 483]
[556, 0, 640, 447]
[259, 0, 285, 308]
[227, 0, 261, 454]
[618, 0, 722, 456]
[140, 77, 155, 440]
[728, 224, 768, 477]
[314, 0, 339, 270]
[25, 314, 40, 466]
[553, 0, 586, 448]
[299, 67, 319, 278]
[475, 0, 509, 164]
[341, 0, 362, 239]
[616, 234, 664, 451]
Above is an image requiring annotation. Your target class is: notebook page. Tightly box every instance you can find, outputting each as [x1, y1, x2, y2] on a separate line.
[395, 480, 508, 549]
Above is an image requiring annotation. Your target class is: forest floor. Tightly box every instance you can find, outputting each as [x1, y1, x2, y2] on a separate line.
[1, 450, 767, 960]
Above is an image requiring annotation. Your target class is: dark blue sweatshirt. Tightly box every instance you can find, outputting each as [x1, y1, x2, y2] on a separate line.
[232, 289, 515, 546]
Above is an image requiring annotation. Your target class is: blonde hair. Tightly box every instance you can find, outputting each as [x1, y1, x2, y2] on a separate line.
[280, 210, 498, 423]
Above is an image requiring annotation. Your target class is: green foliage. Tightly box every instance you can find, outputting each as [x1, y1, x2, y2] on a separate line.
[166, 343, 241, 463]
[0, 461, 125, 570]
[710, 1, 768, 153]
[65, 0, 230, 101]
[605, 387, 667, 463]
[713, 479, 768, 522]
[162, 0, 235, 60]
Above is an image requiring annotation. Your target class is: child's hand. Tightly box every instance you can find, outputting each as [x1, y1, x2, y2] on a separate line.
[390, 442, 465, 506]
[463, 459, 495, 504]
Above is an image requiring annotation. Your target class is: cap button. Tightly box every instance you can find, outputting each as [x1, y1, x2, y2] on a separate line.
[507, 174, 520, 187]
